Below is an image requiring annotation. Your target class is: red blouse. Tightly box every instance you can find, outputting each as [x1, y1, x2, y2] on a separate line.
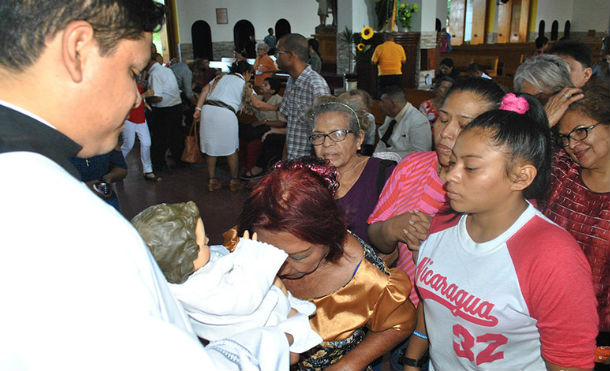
[544, 150, 610, 331]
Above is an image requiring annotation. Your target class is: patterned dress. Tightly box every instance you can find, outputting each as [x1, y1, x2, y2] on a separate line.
[297, 233, 415, 371]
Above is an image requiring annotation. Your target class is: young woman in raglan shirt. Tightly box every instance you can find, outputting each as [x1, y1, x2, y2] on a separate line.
[402, 94, 598, 371]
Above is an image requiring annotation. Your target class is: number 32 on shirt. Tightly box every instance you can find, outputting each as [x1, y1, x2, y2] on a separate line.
[453, 324, 508, 366]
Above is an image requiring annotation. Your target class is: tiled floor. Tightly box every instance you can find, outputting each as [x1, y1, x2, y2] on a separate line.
[116, 144, 250, 245]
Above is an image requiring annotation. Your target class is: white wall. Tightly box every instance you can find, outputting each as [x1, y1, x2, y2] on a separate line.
[338, 0, 440, 33]
[176, 0, 319, 43]
[571, 0, 610, 32]
[352, 0, 377, 31]
[336, 0, 376, 33]
[536, 0, 573, 30]
[437, 0, 448, 29]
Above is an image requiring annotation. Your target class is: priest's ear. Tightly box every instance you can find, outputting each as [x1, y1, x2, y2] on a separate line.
[61, 20, 95, 83]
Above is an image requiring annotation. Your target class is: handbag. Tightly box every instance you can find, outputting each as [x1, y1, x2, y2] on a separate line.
[181, 121, 204, 163]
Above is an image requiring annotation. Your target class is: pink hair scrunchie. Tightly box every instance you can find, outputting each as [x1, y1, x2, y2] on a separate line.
[499, 93, 529, 114]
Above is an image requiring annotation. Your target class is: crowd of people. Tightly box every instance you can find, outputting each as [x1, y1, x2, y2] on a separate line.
[1, 0, 608, 370]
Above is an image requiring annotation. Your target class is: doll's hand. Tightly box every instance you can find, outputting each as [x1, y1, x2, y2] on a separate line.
[240, 230, 258, 241]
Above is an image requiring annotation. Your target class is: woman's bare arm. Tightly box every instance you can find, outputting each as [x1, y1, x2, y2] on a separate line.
[326, 328, 413, 371]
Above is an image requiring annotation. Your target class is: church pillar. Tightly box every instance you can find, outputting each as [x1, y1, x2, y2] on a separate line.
[335, 0, 376, 75]
[412, 0, 442, 86]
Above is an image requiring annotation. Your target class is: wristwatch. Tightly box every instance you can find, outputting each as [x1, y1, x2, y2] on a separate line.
[398, 355, 425, 368]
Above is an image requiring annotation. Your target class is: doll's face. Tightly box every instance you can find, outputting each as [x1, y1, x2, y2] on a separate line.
[192, 218, 210, 271]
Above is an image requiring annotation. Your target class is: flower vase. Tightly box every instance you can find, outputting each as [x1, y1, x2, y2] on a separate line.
[398, 23, 410, 32]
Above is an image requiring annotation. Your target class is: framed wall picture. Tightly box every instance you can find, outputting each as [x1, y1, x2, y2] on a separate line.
[216, 8, 228, 24]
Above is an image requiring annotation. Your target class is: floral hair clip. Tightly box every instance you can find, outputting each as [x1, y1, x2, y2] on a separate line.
[500, 93, 529, 114]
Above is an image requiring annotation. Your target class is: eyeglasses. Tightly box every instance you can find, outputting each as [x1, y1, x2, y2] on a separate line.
[275, 49, 289, 55]
[556, 122, 603, 147]
[309, 129, 356, 145]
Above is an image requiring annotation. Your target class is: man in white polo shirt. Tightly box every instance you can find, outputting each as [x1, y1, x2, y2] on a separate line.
[147, 57, 184, 171]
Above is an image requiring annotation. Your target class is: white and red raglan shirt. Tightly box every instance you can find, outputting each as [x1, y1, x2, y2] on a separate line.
[416, 203, 598, 370]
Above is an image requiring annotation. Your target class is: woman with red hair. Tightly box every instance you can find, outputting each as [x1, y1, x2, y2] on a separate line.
[238, 157, 416, 371]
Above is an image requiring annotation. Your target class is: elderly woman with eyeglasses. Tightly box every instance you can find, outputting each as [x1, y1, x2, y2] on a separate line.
[543, 77, 609, 356]
[308, 96, 396, 247]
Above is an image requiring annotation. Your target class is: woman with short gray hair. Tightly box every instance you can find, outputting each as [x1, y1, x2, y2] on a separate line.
[253, 42, 277, 87]
[514, 54, 584, 126]
[308, 96, 396, 247]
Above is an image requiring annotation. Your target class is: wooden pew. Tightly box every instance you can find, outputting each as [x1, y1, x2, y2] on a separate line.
[445, 53, 475, 73]
[472, 55, 499, 77]
[437, 39, 602, 93]
[499, 53, 525, 78]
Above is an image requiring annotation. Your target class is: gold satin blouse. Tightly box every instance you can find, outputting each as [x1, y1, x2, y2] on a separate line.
[309, 243, 415, 342]
[223, 227, 415, 343]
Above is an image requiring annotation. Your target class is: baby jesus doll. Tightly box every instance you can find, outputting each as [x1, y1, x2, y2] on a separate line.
[131, 201, 321, 353]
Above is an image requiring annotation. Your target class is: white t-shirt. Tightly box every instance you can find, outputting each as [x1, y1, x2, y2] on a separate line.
[417, 203, 597, 370]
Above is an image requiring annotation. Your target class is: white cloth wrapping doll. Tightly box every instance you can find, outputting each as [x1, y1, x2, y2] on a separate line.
[169, 238, 322, 353]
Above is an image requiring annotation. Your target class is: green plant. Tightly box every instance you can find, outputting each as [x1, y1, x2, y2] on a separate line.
[339, 26, 354, 45]
[397, 1, 418, 30]
[339, 27, 356, 73]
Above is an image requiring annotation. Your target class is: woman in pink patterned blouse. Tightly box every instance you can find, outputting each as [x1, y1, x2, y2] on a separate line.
[368, 77, 506, 307]
[544, 77, 610, 351]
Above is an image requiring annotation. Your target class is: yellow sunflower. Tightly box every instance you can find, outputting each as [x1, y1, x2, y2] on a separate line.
[361, 26, 374, 40]
[357, 43, 365, 51]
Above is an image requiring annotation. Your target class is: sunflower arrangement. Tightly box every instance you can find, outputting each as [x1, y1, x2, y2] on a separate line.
[397, 2, 418, 30]
[355, 26, 374, 57]
[361, 26, 374, 40]
[340, 26, 375, 73]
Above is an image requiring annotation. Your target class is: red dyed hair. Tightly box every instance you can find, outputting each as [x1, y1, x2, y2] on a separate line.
[238, 157, 347, 262]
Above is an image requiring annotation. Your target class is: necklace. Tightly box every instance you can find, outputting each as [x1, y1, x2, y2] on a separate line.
[336, 157, 368, 198]
[339, 156, 367, 179]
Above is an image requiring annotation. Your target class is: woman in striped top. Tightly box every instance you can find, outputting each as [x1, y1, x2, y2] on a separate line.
[367, 78, 506, 307]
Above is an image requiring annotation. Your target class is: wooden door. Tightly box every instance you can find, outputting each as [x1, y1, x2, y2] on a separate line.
[497, 0, 512, 43]
[510, 0, 529, 43]
[449, 0, 466, 46]
[470, 0, 487, 45]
